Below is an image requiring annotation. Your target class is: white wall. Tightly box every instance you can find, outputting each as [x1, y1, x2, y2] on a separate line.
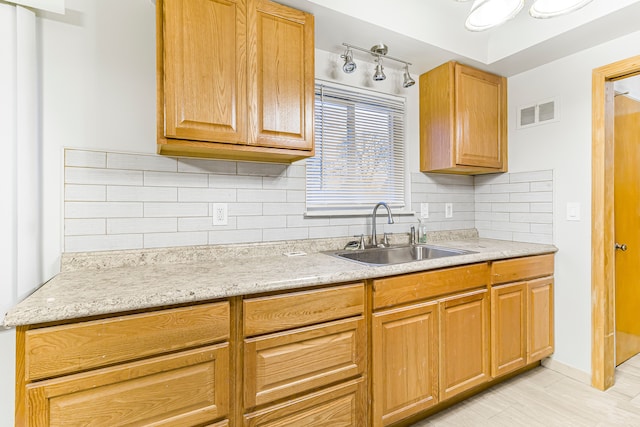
[507, 29, 640, 376]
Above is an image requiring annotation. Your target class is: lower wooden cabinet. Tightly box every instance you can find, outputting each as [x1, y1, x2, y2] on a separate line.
[243, 378, 366, 427]
[528, 277, 554, 363]
[491, 282, 527, 377]
[439, 290, 490, 401]
[372, 301, 439, 427]
[244, 316, 366, 408]
[25, 343, 229, 426]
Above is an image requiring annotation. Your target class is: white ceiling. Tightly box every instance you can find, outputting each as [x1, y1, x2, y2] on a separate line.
[279, 0, 640, 77]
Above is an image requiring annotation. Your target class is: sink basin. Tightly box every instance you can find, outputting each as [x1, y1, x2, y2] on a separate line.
[327, 244, 475, 266]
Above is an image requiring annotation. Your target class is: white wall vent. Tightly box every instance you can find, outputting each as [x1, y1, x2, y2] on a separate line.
[517, 98, 559, 129]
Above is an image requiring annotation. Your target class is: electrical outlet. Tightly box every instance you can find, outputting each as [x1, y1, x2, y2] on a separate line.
[420, 203, 429, 219]
[445, 203, 453, 218]
[212, 203, 228, 226]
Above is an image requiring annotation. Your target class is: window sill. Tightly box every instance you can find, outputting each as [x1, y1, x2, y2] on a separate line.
[304, 209, 416, 218]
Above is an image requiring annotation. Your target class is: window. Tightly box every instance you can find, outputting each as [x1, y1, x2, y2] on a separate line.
[306, 81, 406, 213]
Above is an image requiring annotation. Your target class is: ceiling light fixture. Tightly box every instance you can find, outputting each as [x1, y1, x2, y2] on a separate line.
[340, 42, 415, 88]
[457, 0, 594, 31]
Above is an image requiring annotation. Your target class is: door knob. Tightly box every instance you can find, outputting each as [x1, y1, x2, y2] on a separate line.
[615, 243, 628, 251]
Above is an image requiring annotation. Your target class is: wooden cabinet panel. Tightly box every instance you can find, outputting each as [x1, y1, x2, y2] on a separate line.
[26, 344, 229, 427]
[373, 263, 488, 310]
[25, 302, 230, 381]
[244, 283, 364, 336]
[157, 0, 314, 162]
[248, 0, 314, 150]
[372, 301, 439, 427]
[244, 378, 366, 427]
[162, 0, 247, 143]
[439, 290, 490, 400]
[528, 277, 554, 363]
[455, 64, 505, 169]
[244, 317, 366, 408]
[491, 254, 554, 285]
[491, 282, 527, 378]
[419, 61, 507, 174]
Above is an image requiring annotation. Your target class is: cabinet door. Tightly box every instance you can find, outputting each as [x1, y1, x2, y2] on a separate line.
[244, 378, 366, 427]
[244, 317, 366, 408]
[454, 64, 506, 169]
[247, 0, 314, 151]
[528, 277, 554, 363]
[491, 282, 527, 378]
[26, 344, 229, 427]
[439, 289, 490, 400]
[372, 301, 438, 427]
[163, 0, 247, 144]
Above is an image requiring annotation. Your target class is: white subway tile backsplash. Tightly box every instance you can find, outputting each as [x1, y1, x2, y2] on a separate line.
[66, 167, 143, 186]
[107, 186, 177, 202]
[229, 203, 263, 216]
[209, 174, 262, 189]
[63, 149, 554, 253]
[263, 202, 305, 216]
[107, 218, 177, 234]
[143, 202, 208, 218]
[512, 232, 553, 245]
[65, 150, 106, 168]
[178, 158, 236, 174]
[209, 229, 261, 245]
[144, 171, 208, 188]
[107, 153, 177, 172]
[177, 188, 236, 202]
[66, 202, 143, 218]
[65, 184, 106, 202]
[263, 227, 309, 242]
[237, 216, 286, 230]
[65, 219, 106, 236]
[238, 189, 287, 203]
[65, 234, 143, 252]
[144, 231, 208, 249]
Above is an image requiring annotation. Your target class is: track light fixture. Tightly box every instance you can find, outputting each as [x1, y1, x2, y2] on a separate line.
[340, 42, 415, 88]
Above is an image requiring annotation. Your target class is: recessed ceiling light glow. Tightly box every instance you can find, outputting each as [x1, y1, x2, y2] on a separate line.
[529, 0, 594, 19]
[465, 0, 525, 32]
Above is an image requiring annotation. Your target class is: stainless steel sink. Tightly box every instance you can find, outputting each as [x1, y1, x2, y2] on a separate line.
[327, 244, 475, 266]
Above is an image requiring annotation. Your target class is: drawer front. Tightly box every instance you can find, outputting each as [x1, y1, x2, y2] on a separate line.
[244, 378, 366, 427]
[491, 254, 554, 285]
[243, 283, 364, 336]
[27, 344, 229, 427]
[244, 317, 366, 408]
[25, 301, 230, 381]
[373, 263, 488, 310]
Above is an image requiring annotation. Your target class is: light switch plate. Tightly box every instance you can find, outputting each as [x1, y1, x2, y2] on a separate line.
[445, 203, 453, 218]
[567, 202, 580, 221]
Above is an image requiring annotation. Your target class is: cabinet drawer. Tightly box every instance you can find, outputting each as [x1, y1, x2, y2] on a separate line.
[25, 301, 230, 381]
[491, 254, 554, 285]
[243, 283, 364, 336]
[244, 316, 366, 408]
[244, 378, 366, 427]
[27, 344, 229, 426]
[373, 263, 488, 310]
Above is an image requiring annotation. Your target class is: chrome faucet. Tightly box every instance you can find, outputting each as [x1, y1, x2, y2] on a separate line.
[371, 202, 394, 247]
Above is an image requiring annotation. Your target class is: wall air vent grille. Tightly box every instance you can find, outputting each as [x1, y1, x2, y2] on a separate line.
[517, 98, 559, 129]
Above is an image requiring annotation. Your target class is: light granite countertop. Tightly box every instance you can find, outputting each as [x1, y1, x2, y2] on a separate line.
[3, 232, 557, 328]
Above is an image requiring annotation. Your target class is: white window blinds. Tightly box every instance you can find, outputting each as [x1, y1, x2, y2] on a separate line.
[306, 82, 406, 211]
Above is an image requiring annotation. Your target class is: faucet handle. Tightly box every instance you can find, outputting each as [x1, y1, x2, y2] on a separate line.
[358, 234, 366, 250]
[382, 233, 390, 247]
[410, 226, 416, 245]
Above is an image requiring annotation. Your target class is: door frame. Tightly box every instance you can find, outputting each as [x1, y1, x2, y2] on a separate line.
[591, 55, 640, 390]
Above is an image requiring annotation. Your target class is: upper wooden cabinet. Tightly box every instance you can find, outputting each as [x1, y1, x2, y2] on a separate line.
[419, 61, 507, 174]
[157, 0, 314, 162]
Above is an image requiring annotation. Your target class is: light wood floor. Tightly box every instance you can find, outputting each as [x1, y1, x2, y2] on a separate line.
[412, 354, 640, 426]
